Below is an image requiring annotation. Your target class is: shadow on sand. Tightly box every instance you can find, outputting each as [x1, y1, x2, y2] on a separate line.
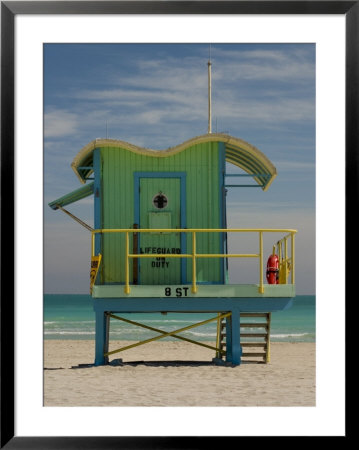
[43, 359, 263, 370]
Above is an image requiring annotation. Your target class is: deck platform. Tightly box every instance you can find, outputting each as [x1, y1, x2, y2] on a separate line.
[92, 283, 295, 300]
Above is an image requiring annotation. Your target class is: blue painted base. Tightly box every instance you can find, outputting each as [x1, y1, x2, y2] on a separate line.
[92, 296, 294, 366]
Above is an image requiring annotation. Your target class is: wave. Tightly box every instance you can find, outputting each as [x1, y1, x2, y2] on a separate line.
[124, 319, 211, 324]
[44, 331, 96, 335]
[271, 333, 309, 338]
[44, 320, 95, 325]
[183, 331, 217, 337]
[44, 324, 315, 342]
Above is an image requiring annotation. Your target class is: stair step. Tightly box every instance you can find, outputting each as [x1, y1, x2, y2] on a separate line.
[240, 333, 268, 338]
[241, 342, 267, 348]
[241, 313, 269, 318]
[216, 312, 271, 363]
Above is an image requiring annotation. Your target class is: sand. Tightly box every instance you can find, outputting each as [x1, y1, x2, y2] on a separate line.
[44, 340, 315, 407]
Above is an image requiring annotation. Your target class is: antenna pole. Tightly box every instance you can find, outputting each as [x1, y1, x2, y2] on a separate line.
[208, 55, 212, 134]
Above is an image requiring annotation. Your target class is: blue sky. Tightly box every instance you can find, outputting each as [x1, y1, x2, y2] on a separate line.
[44, 43, 315, 294]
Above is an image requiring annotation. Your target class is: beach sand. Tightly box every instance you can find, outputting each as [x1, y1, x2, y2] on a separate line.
[44, 340, 315, 407]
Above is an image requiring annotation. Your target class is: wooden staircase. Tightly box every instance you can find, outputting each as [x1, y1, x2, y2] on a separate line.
[217, 312, 271, 364]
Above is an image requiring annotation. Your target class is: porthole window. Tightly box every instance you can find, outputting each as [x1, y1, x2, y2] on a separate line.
[153, 192, 168, 209]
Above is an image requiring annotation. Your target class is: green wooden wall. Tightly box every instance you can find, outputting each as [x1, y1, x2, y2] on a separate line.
[98, 141, 224, 285]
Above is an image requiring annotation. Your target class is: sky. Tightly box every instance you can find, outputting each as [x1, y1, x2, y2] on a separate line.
[44, 43, 315, 294]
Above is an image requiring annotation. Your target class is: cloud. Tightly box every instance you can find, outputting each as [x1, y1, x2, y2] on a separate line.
[216, 97, 315, 123]
[274, 160, 315, 172]
[45, 86, 313, 145]
[72, 87, 207, 118]
[212, 46, 315, 83]
[43, 47, 314, 139]
[44, 109, 79, 137]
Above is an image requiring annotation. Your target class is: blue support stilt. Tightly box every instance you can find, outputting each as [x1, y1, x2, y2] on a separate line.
[95, 310, 109, 366]
[225, 314, 233, 363]
[231, 310, 242, 365]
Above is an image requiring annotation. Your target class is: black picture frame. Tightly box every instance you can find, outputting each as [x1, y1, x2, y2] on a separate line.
[1, 1, 353, 447]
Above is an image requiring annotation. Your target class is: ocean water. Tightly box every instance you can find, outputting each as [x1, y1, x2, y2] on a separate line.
[44, 294, 315, 343]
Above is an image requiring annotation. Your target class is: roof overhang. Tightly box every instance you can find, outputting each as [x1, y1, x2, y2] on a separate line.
[71, 133, 277, 191]
[48, 181, 94, 210]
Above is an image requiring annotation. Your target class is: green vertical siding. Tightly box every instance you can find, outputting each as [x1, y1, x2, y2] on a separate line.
[100, 141, 222, 284]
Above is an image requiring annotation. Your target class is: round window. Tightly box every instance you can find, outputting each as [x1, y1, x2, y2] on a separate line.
[153, 192, 168, 209]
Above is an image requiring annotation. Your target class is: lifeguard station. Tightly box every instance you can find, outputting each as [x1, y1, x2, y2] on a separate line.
[49, 60, 297, 366]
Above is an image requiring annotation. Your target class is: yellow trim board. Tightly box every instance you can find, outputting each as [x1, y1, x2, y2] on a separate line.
[71, 133, 277, 188]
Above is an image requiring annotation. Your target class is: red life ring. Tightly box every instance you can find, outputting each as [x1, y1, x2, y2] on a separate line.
[266, 254, 279, 284]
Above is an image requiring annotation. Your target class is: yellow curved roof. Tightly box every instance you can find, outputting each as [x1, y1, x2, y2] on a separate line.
[71, 133, 277, 191]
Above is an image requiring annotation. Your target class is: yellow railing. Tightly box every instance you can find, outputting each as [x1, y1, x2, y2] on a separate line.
[273, 232, 296, 285]
[91, 228, 297, 295]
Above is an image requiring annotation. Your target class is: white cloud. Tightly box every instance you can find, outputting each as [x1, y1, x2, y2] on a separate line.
[212, 47, 315, 82]
[44, 109, 79, 137]
[216, 97, 314, 123]
[49, 86, 313, 138]
[274, 160, 315, 172]
[43, 47, 315, 144]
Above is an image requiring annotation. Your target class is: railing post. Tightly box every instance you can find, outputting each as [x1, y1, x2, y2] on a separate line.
[284, 237, 288, 284]
[291, 232, 295, 284]
[124, 231, 130, 294]
[91, 231, 95, 258]
[259, 231, 264, 294]
[192, 231, 197, 293]
[133, 224, 139, 285]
